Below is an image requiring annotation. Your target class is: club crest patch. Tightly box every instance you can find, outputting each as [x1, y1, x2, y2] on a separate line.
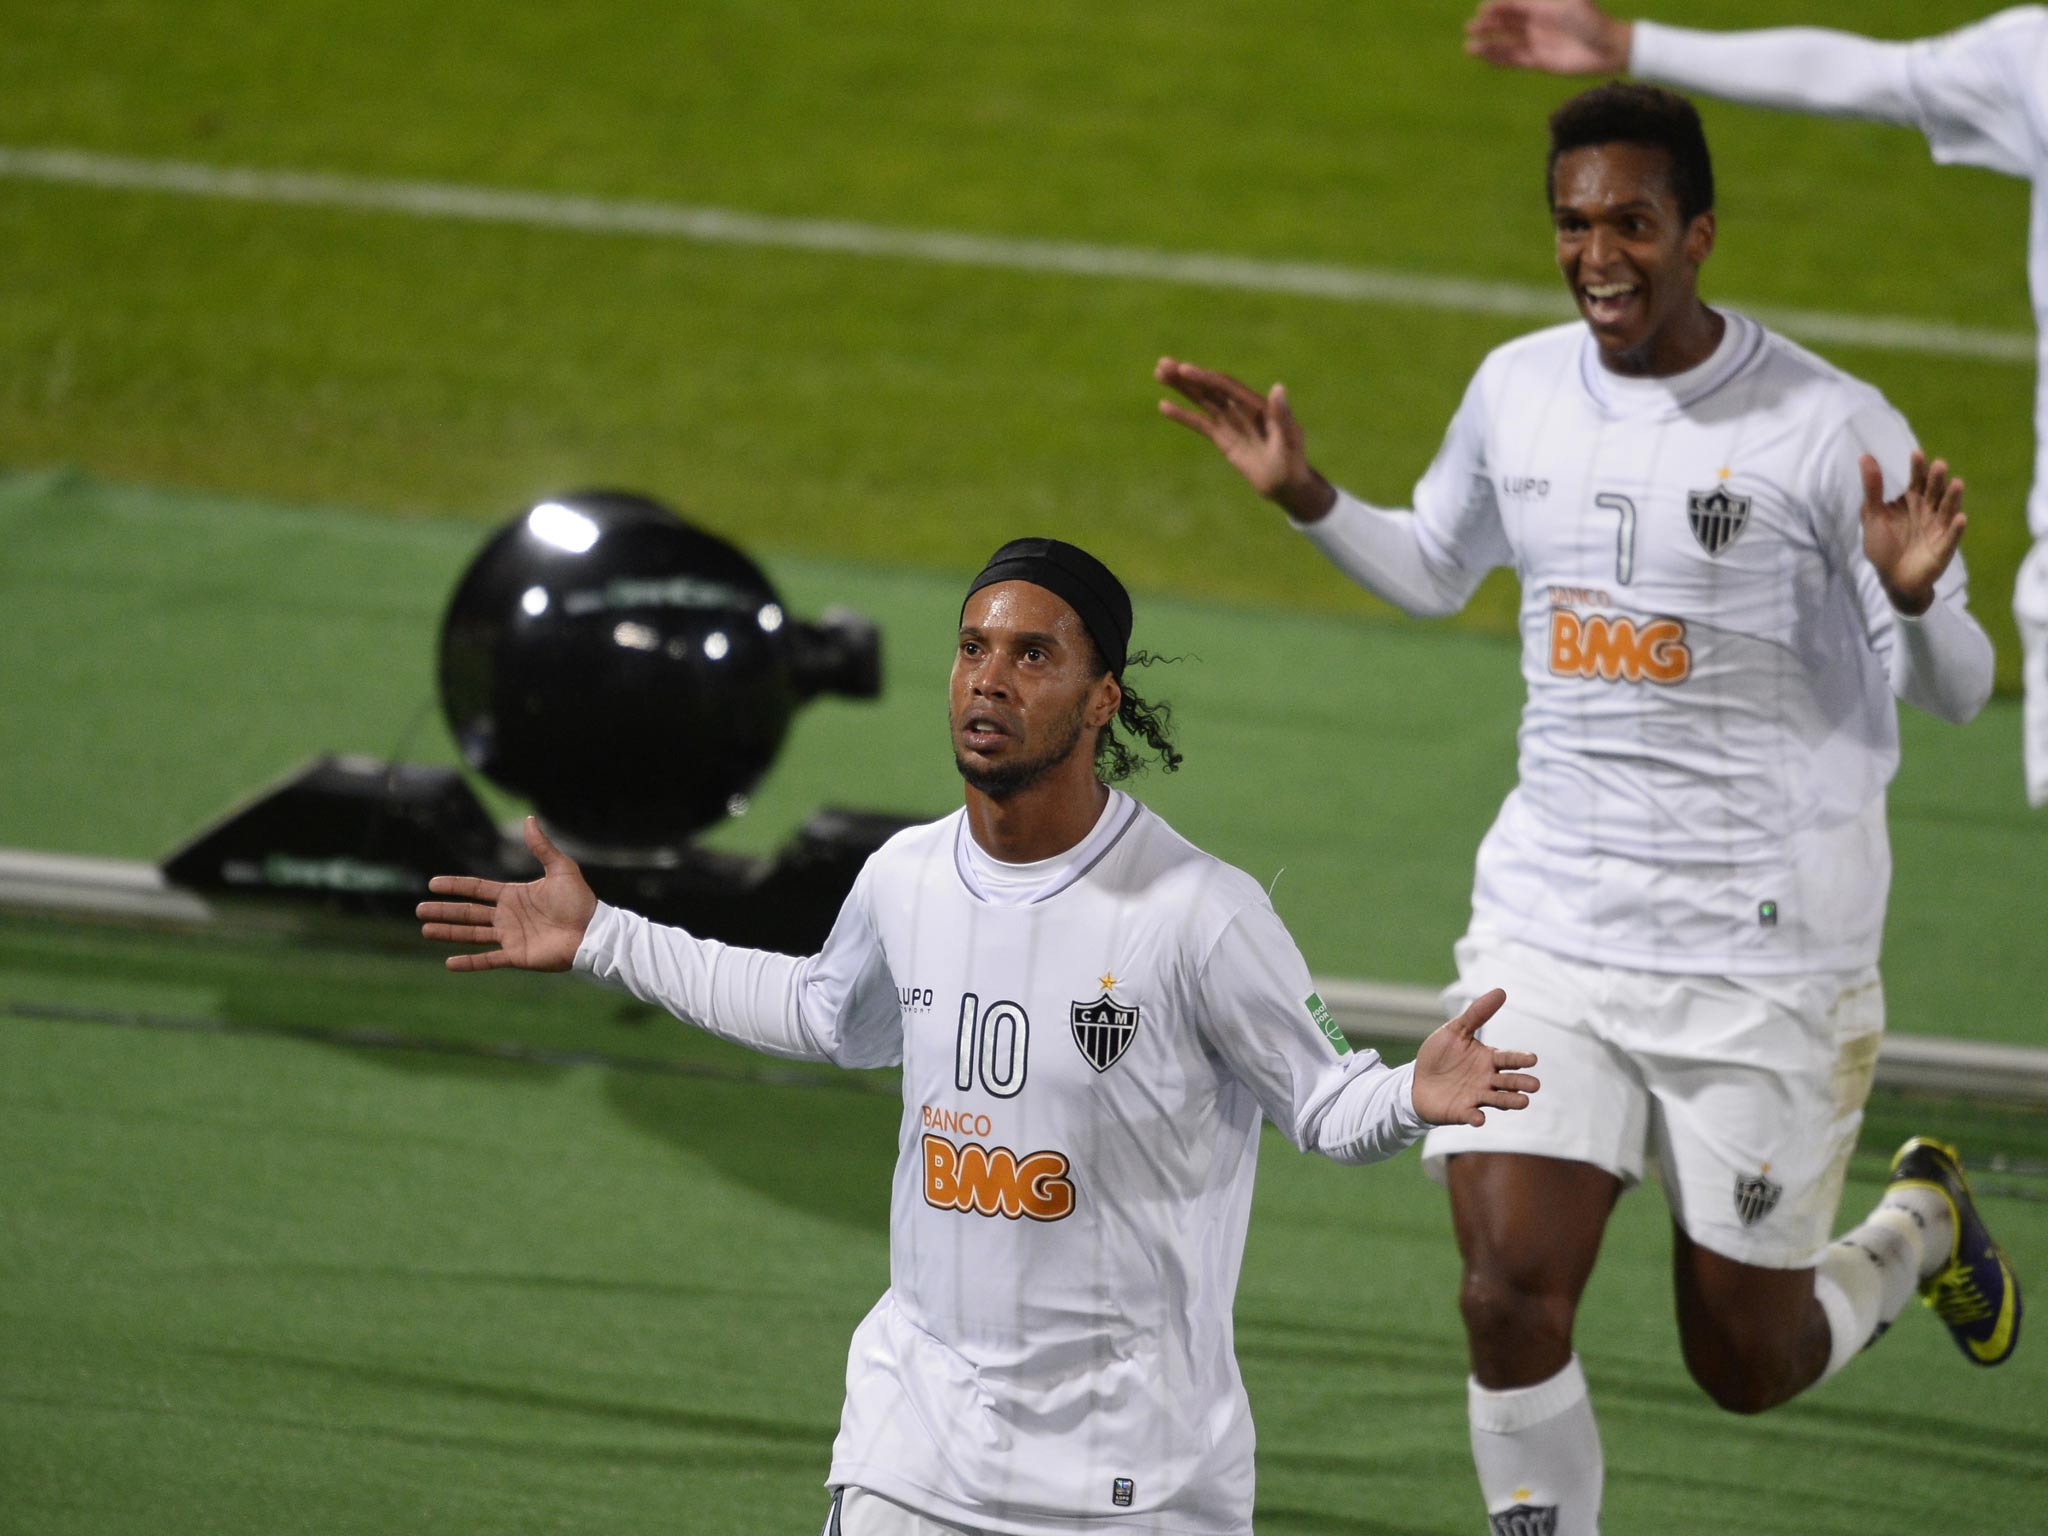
[1071, 992, 1140, 1073]
[1687, 485, 1752, 555]
[1734, 1169, 1783, 1227]
[1488, 1505, 1558, 1536]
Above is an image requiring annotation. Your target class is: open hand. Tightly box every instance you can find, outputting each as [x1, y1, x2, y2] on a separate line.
[416, 816, 597, 972]
[1464, 0, 1630, 75]
[1411, 988, 1540, 1127]
[1154, 356, 1336, 521]
[1860, 449, 1966, 616]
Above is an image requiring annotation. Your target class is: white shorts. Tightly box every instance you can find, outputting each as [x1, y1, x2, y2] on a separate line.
[825, 1487, 994, 1536]
[1420, 927, 1884, 1269]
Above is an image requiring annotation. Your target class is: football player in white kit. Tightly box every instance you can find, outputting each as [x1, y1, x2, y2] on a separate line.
[417, 537, 1543, 1536]
[1465, 0, 2048, 811]
[1156, 83, 2018, 1536]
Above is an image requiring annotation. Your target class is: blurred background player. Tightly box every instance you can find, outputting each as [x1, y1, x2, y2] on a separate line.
[419, 537, 1541, 1536]
[1157, 83, 2016, 1536]
[1465, 0, 2048, 810]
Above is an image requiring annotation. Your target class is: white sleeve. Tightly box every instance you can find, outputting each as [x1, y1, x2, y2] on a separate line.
[571, 866, 904, 1068]
[1889, 595, 1995, 724]
[1632, 11, 2048, 178]
[1631, 19, 1922, 125]
[1906, 9, 2048, 175]
[1807, 402, 1995, 725]
[1294, 370, 1511, 618]
[1195, 902, 1429, 1166]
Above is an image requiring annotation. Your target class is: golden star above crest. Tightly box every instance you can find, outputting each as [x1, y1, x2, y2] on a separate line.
[1716, 465, 1732, 480]
[1099, 973, 1119, 992]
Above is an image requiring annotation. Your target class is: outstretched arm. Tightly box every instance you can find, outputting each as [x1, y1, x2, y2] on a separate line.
[1194, 905, 1538, 1165]
[1627, 20, 1920, 125]
[1467, 1, 1925, 126]
[419, 817, 902, 1067]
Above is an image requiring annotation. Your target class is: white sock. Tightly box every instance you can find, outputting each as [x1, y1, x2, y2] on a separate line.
[1468, 1355, 1602, 1536]
[1812, 1186, 1951, 1379]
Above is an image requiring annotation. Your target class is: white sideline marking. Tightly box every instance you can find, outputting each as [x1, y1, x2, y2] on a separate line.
[1, 144, 2033, 365]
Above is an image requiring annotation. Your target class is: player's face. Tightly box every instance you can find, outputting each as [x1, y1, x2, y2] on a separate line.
[1551, 142, 1716, 373]
[951, 582, 1119, 800]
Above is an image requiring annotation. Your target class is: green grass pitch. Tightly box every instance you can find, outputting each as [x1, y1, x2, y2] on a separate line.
[4, 915, 2046, 1534]
[4, 1, 2047, 1531]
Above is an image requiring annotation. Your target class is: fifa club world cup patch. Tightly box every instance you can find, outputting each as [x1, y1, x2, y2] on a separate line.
[1734, 1167, 1784, 1227]
[1304, 992, 1352, 1056]
[1111, 1478, 1135, 1508]
[1071, 983, 1140, 1072]
[1488, 1505, 1558, 1536]
[1687, 483, 1752, 555]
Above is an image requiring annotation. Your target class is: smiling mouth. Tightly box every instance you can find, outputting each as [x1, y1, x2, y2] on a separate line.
[1580, 280, 1640, 326]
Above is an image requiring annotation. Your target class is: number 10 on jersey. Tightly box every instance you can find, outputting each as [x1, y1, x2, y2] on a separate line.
[955, 994, 1029, 1098]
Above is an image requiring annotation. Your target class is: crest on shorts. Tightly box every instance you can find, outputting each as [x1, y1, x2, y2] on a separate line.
[1733, 1168, 1784, 1227]
[1688, 485, 1752, 555]
[1489, 1506, 1559, 1536]
[1071, 992, 1139, 1072]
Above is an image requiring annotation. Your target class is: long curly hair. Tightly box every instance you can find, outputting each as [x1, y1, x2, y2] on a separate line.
[1093, 648, 1184, 782]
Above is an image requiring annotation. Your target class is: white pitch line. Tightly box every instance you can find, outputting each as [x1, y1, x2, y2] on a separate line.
[2, 144, 2033, 365]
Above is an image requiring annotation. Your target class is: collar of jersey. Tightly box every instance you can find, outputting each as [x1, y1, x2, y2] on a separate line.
[1577, 308, 1765, 418]
[952, 788, 1143, 906]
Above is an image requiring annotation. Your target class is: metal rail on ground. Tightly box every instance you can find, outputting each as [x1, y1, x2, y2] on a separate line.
[3, 848, 2044, 1106]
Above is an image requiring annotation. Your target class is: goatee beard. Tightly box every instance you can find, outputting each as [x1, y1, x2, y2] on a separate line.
[954, 751, 1049, 800]
[953, 697, 1090, 800]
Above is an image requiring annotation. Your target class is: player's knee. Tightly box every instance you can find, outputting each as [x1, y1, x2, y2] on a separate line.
[1680, 1319, 1803, 1415]
[1687, 1358, 1783, 1415]
[1458, 1264, 1576, 1354]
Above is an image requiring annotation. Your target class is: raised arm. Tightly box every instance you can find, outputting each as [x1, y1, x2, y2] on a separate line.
[1626, 19, 1920, 126]
[1154, 357, 1505, 617]
[1858, 449, 1995, 724]
[1467, 0, 1931, 129]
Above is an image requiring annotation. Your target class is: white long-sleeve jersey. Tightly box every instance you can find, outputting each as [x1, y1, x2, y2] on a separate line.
[1632, 6, 2048, 539]
[1302, 313, 1991, 976]
[574, 789, 1429, 1536]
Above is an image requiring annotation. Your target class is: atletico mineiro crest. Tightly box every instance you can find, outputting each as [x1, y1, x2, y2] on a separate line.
[1071, 985, 1140, 1073]
[1733, 1167, 1783, 1227]
[1488, 1503, 1558, 1536]
[1687, 484, 1752, 555]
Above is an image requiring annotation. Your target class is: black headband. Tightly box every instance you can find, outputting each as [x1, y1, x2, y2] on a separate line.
[962, 537, 1132, 678]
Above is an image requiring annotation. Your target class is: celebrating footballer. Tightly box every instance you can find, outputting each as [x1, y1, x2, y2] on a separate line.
[1159, 81, 2018, 1536]
[422, 537, 1541, 1536]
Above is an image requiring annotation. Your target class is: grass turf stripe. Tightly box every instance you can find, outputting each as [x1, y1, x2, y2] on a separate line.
[0, 144, 2031, 366]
